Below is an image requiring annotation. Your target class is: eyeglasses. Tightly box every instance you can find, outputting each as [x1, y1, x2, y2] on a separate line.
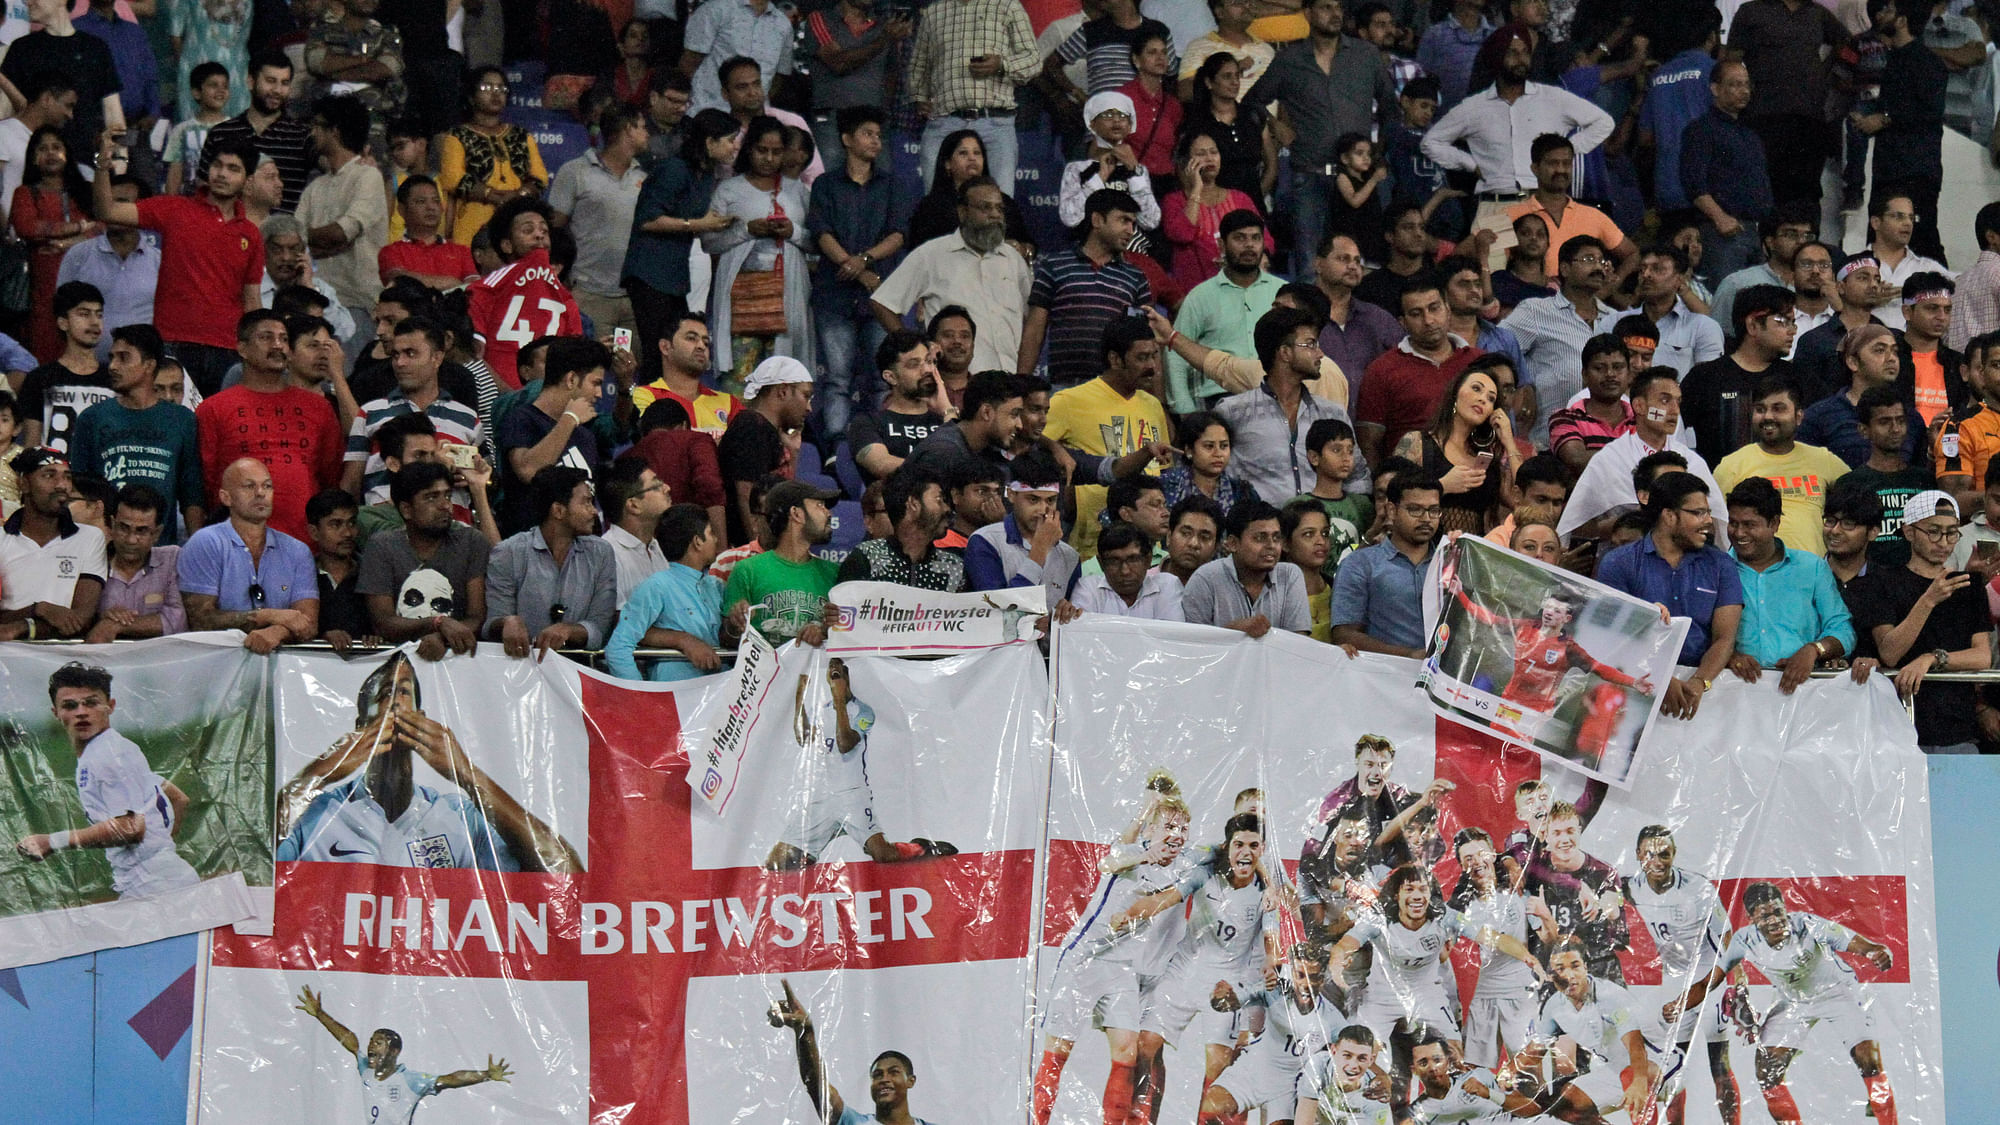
[1286, 338, 1322, 353]
[1909, 523, 1963, 543]
[1569, 255, 1608, 267]
[1675, 507, 1711, 520]
[1822, 518, 1872, 532]
[1400, 505, 1444, 518]
[1093, 109, 1132, 120]
[1795, 260, 1833, 272]
[247, 582, 266, 608]
[476, 82, 509, 92]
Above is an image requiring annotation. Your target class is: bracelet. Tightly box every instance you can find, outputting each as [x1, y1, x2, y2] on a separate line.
[562, 410, 582, 423]
[48, 830, 70, 851]
[1167, 329, 1182, 346]
[24, 619, 37, 640]
[1696, 677, 1712, 692]
[1813, 639, 1829, 659]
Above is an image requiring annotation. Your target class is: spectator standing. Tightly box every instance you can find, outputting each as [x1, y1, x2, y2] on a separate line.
[905, 0, 1040, 195]
[871, 178, 1032, 375]
[195, 311, 344, 543]
[296, 96, 390, 343]
[1547, 335, 1635, 473]
[1501, 236, 1621, 446]
[497, 338, 610, 534]
[1117, 31, 1182, 180]
[1046, 319, 1171, 558]
[179, 456, 320, 653]
[1022, 189, 1152, 389]
[717, 356, 813, 545]
[1948, 204, 2000, 354]
[1792, 254, 1889, 396]
[680, 0, 795, 115]
[836, 466, 965, 590]
[168, 0, 250, 122]
[302, 0, 406, 161]
[703, 116, 813, 396]
[1635, 22, 1715, 213]
[342, 316, 483, 505]
[1180, 53, 1276, 204]
[1678, 60, 1773, 285]
[1844, 386, 1932, 566]
[75, 0, 161, 153]
[1180, 0, 1273, 97]
[624, 109, 739, 379]
[1049, 0, 1176, 100]
[1713, 378, 1850, 556]
[905, 131, 1035, 253]
[0, 75, 76, 209]
[197, 53, 315, 213]
[1727, 0, 1847, 212]
[1504, 133, 1633, 278]
[484, 465, 618, 657]
[722, 479, 841, 643]
[1723, 476, 1855, 690]
[802, 0, 909, 168]
[1185, 497, 1310, 634]
[807, 106, 911, 442]
[86, 483, 184, 641]
[1244, 0, 1401, 281]
[57, 176, 159, 361]
[600, 458, 672, 606]
[1852, 0, 1947, 263]
[1329, 471, 1439, 654]
[439, 67, 550, 248]
[1055, 94, 1163, 234]
[1217, 307, 1372, 504]
[1632, 246, 1723, 377]
[94, 133, 263, 397]
[714, 58, 823, 186]
[1164, 209, 1280, 413]
[1311, 234, 1405, 399]
[1595, 471, 1742, 719]
[547, 105, 649, 337]
[68, 325, 204, 542]
[357, 461, 489, 659]
[0, 447, 104, 639]
[1417, 0, 1492, 107]
[607, 503, 735, 681]
[2, 0, 119, 174]
[848, 331, 946, 482]
[1706, 202, 1816, 340]
[1895, 274, 1969, 441]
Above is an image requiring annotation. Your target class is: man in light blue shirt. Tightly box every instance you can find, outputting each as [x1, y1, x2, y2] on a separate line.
[1330, 472, 1440, 656]
[606, 504, 740, 682]
[57, 182, 159, 363]
[1501, 237, 1621, 446]
[1165, 209, 1283, 412]
[1724, 476, 1855, 691]
[177, 457, 319, 652]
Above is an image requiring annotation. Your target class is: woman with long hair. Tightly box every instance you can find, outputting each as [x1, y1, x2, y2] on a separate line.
[1179, 53, 1276, 202]
[905, 129, 1034, 253]
[623, 108, 738, 381]
[1157, 130, 1270, 294]
[1392, 363, 1522, 535]
[609, 19, 657, 108]
[704, 115, 813, 395]
[11, 126, 98, 362]
[438, 66, 548, 246]
[1158, 410, 1247, 514]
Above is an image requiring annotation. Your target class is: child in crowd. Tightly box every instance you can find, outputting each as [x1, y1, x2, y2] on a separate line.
[1294, 418, 1373, 582]
[164, 62, 230, 197]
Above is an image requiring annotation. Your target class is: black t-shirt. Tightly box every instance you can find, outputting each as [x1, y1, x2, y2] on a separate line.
[18, 361, 112, 453]
[317, 566, 370, 638]
[1852, 564, 1990, 746]
[717, 410, 784, 545]
[497, 402, 600, 534]
[1843, 465, 1933, 567]
[1681, 356, 1795, 468]
[1353, 265, 1420, 317]
[847, 408, 944, 480]
[0, 31, 117, 169]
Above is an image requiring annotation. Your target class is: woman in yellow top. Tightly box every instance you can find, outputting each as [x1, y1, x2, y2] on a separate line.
[1281, 497, 1334, 642]
[438, 66, 548, 246]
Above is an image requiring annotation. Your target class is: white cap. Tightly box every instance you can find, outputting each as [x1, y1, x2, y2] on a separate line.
[1902, 489, 1958, 527]
[741, 355, 814, 400]
[1084, 91, 1136, 128]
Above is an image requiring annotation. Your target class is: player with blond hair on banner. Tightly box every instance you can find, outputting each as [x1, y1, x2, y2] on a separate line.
[1449, 827, 1553, 1073]
[274, 652, 582, 873]
[15, 662, 201, 898]
[1521, 936, 1664, 1124]
[293, 986, 512, 1124]
[1328, 864, 1545, 1115]
[1665, 881, 1899, 1125]
[1622, 825, 1740, 1125]
[1523, 800, 1630, 984]
[1034, 770, 1194, 1125]
[1407, 1033, 1545, 1121]
[767, 978, 936, 1125]
[765, 656, 957, 870]
[1294, 1022, 1393, 1125]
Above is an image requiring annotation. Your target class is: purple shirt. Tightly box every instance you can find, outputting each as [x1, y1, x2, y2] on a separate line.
[101, 545, 186, 635]
[1318, 298, 1405, 405]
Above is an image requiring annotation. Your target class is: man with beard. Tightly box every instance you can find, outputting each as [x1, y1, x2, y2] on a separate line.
[275, 652, 583, 872]
[196, 52, 316, 211]
[1682, 285, 1799, 468]
[1356, 276, 1484, 464]
[724, 479, 843, 644]
[1707, 202, 1816, 342]
[357, 462, 489, 661]
[1714, 377, 1850, 555]
[1788, 241, 1841, 355]
[848, 331, 947, 482]
[837, 466, 965, 591]
[1165, 210, 1283, 415]
[768, 980, 934, 1125]
[872, 179, 1031, 376]
[1503, 236, 1621, 447]
[1505, 133, 1634, 282]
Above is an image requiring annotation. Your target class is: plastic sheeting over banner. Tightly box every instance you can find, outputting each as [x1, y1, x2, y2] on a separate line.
[0, 636, 268, 969]
[1046, 618, 1940, 1125]
[195, 639, 1049, 1125]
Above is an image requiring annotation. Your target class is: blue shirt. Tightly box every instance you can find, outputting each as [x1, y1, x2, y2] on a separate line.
[1595, 535, 1744, 666]
[57, 235, 160, 361]
[1415, 14, 1492, 107]
[1328, 538, 1433, 650]
[176, 520, 318, 610]
[1730, 541, 1856, 666]
[75, 10, 162, 119]
[1638, 49, 1713, 210]
[1678, 106, 1773, 228]
[805, 165, 911, 316]
[1796, 391, 1871, 468]
[605, 562, 725, 682]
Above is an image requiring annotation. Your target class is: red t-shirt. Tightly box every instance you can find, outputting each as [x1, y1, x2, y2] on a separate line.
[196, 385, 345, 542]
[1355, 343, 1485, 456]
[467, 248, 583, 389]
[378, 235, 478, 286]
[133, 193, 263, 350]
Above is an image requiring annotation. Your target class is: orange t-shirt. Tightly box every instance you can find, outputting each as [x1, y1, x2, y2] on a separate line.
[1911, 350, 1949, 426]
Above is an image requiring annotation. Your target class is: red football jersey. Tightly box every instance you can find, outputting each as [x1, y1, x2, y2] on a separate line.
[468, 248, 583, 389]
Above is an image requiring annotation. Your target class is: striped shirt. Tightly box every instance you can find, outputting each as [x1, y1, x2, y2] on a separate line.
[1057, 16, 1177, 95]
[1029, 248, 1152, 389]
[345, 390, 484, 505]
[197, 115, 317, 214]
[1547, 399, 1633, 456]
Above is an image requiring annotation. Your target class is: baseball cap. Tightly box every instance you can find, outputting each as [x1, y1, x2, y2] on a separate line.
[741, 355, 814, 400]
[9, 446, 67, 477]
[764, 479, 842, 528]
[1902, 489, 1958, 527]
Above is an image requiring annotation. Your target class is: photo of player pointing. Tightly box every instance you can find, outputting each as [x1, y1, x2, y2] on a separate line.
[768, 978, 935, 1125]
[276, 651, 582, 873]
[15, 662, 203, 899]
[295, 985, 511, 1124]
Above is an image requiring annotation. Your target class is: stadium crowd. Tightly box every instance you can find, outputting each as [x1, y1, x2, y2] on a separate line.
[0, 0, 1993, 751]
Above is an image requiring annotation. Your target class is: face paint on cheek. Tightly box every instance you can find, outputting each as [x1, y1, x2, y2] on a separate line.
[1646, 408, 1669, 422]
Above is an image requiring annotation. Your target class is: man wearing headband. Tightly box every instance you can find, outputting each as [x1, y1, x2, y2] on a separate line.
[0, 447, 105, 640]
[1793, 252, 1892, 394]
[1894, 272, 1968, 436]
[965, 447, 1080, 607]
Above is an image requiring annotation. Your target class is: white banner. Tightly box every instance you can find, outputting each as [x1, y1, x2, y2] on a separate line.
[825, 581, 1046, 656]
[690, 625, 780, 816]
[1046, 618, 1940, 1125]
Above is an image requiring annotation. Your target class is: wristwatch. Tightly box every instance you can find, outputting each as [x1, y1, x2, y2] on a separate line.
[1931, 647, 1952, 671]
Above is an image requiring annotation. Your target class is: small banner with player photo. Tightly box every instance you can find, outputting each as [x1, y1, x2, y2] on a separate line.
[824, 580, 1047, 656]
[0, 635, 269, 969]
[1050, 616, 1941, 1125]
[1419, 532, 1689, 788]
[195, 637, 1051, 1125]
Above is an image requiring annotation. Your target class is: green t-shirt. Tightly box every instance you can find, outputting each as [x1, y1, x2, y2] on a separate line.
[1292, 492, 1375, 584]
[722, 549, 841, 642]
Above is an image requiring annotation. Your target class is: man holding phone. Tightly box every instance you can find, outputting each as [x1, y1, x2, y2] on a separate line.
[342, 317, 484, 513]
[905, 0, 1041, 194]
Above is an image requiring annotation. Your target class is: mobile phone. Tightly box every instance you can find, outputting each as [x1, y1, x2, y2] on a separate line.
[1474, 451, 1494, 468]
[1974, 540, 2000, 562]
[442, 443, 477, 470]
[612, 326, 633, 352]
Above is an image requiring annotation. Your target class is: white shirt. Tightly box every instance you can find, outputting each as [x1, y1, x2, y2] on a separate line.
[1071, 571, 1185, 620]
[871, 230, 1032, 375]
[0, 118, 28, 208]
[1648, 297, 1726, 375]
[276, 776, 522, 870]
[1789, 305, 1837, 357]
[1535, 978, 1649, 1063]
[1720, 913, 1864, 1004]
[0, 515, 106, 610]
[1421, 83, 1616, 194]
[604, 523, 667, 608]
[1557, 429, 1727, 543]
[1872, 246, 1953, 331]
[1625, 867, 1730, 979]
[355, 1053, 438, 1125]
[76, 728, 179, 886]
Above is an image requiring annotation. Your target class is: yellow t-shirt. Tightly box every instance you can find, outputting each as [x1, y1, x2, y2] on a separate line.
[1045, 377, 1169, 559]
[1713, 440, 1851, 556]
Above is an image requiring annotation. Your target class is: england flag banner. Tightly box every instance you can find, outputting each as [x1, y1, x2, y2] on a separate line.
[1044, 617, 1940, 1125]
[194, 638, 1049, 1125]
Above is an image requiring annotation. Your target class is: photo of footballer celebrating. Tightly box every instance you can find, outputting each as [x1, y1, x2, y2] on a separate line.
[275, 651, 583, 873]
[295, 985, 513, 1123]
[768, 978, 935, 1125]
[1424, 531, 1684, 785]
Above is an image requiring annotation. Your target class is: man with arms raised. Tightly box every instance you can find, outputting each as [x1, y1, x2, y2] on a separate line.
[294, 985, 511, 1122]
[769, 979, 934, 1125]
